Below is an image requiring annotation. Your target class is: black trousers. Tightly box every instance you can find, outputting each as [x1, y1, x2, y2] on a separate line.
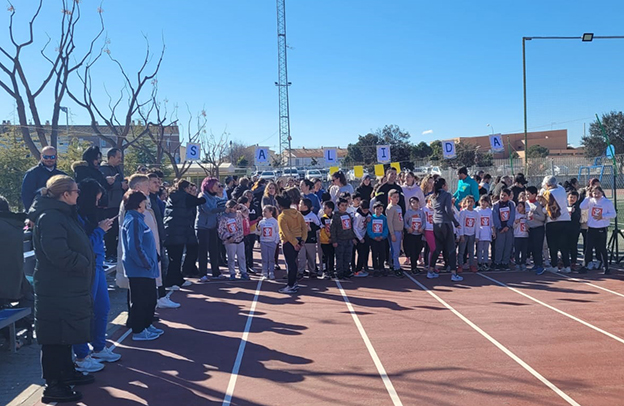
[283, 242, 299, 287]
[197, 228, 222, 277]
[370, 238, 386, 270]
[128, 277, 157, 334]
[245, 234, 257, 270]
[165, 244, 185, 287]
[569, 226, 581, 264]
[321, 244, 335, 272]
[103, 207, 120, 258]
[528, 226, 545, 267]
[431, 223, 456, 271]
[41, 344, 75, 382]
[183, 244, 199, 276]
[585, 227, 608, 271]
[405, 233, 424, 271]
[546, 221, 571, 268]
[355, 237, 370, 272]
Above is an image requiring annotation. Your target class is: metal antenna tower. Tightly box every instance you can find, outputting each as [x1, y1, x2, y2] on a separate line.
[275, 0, 292, 169]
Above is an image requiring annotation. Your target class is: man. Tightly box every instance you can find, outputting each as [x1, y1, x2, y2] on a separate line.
[73, 146, 110, 206]
[453, 167, 479, 209]
[491, 175, 512, 200]
[224, 176, 236, 200]
[21, 146, 66, 210]
[480, 174, 492, 193]
[99, 148, 128, 261]
[376, 167, 406, 213]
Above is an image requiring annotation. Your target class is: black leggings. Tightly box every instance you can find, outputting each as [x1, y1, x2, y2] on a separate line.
[431, 223, 456, 271]
[585, 227, 608, 271]
[546, 222, 571, 268]
[283, 242, 298, 287]
[405, 233, 424, 271]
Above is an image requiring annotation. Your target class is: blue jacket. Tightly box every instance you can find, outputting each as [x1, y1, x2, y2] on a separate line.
[303, 192, 321, 215]
[367, 214, 389, 239]
[453, 175, 479, 209]
[21, 162, 67, 210]
[195, 192, 226, 230]
[78, 214, 106, 272]
[493, 200, 516, 230]
[121, 210, 159, 279]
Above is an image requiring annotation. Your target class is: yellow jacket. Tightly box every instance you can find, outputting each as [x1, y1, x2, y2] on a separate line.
[278, 208, 308, 247]
[319, 213, 332, 244]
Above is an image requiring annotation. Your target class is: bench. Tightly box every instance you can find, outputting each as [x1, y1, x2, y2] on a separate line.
[0, 308, 32, 353]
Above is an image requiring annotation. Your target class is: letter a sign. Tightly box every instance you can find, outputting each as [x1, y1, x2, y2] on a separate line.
[442, 140, 456, 159]
[255, 147, 269, 165]
[377, 145, 391, 163]
[324, 148, 337, 165]
[489, 134, 504, 153]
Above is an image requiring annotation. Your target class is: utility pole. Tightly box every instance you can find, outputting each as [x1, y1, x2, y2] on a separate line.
[275, 0, 292, 169]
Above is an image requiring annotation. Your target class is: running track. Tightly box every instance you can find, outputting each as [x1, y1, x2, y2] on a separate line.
[30, 262, 624, 405]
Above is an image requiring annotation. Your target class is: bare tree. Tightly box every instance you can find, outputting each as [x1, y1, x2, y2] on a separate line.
[199, 126, 230, 179]
[0, 0, 104, 158]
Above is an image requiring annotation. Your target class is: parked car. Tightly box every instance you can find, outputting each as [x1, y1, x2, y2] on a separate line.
[259, 171, 277, 181]
[347, 169, 369, 181]
[297, 169, 306, 180]
[282, 167, 299, 179]
[305, 169, 322, 180]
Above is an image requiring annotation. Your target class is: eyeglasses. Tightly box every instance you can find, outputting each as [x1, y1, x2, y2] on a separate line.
[218, 184, 224, 188]
[42, 155, 56, 160]
[67, 189, 80, 195]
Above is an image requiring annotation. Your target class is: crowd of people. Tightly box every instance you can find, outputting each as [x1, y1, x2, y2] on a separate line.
[0, 144, 616, 403]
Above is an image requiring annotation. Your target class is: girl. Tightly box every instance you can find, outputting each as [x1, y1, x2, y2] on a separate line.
[430, 178, 462, 282]
[258, 205, 280, 280]
[196, 177, 226, 281]
[458, 196, 479, 272]
[423, 196, 437, 277]
[421, 175, 434, 199]
[404, 196, 425, 274]
[356, 174, 374, 201]
[514, 201, 529, 270]
[262, 181, 281, 270]
[579, 186, 615, 274]
[403, 172, 426, 209]
[386, 189, 404, 277]
[218, 200, 250, 280]
[493, 189, 516, 271]
[476, 195, 494, 271]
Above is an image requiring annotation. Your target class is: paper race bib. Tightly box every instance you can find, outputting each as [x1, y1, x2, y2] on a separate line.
[520, 221, 528, 233]
[465, 217, 475, 228]
[426, 212, 433, 225]
[411, 216, 422, 231]
[341, 215, 351, 230]
[372, 219, 383, 234]
[397, 211, 403, 222]
[480, 216, 490, 226]
[500, 207, 510, 222]
[262, 226, 273, 238]
[592, 207, 603, 219]
[226, 218, 238, 234]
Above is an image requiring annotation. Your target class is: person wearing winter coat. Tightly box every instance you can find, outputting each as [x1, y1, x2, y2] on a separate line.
[72, 146, 110, 207]
[196, 177, 227, 281]
[21, 146, 66, 211]
[98, 148, 127, 261]
[0, 196, 28, 303]
[28, 175, 95, 404]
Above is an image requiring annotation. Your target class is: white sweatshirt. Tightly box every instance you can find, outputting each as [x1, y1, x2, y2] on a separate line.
[458, 209, 479, 237]
[513, 212, 529, 238]
[258, 217, 280, 244]
[579, 196, 616, 229]
[476, 206, 493, 242]
[423, 206, 434, 231]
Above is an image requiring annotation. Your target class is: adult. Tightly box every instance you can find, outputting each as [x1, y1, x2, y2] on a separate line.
[480, 174, 492, 194]
[21, 146, 66, 211]
[0, 196, 28, 304]
[328, 171, 354, 203]
[224, 176, 236, 200]
[28, 175, 95, 403]
[163, 180, 206, 288]
[300, 179, 321, 214]
[148, 173, 172, 306]
[420, 174, 434, 198]
[73, 146, 109, 195]
[196, 177, 227, 281]
[430, 177, 463, 282]
[510, 173, 527, 204]
[313, 178, 326, 203]
[355, 174, 374, 201]
[402, 171, 426, 209]
[376, 167, 406, 212]
[262, 181, 279, 209]
[99, 148, 128, 262]
[491, 175, 511, 199]
[542, 176, 572, 273]
[232, 177, 250, 200]
[453, 167, 479, 209]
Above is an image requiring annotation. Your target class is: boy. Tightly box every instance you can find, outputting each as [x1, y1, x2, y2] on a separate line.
[492, 188, 515, 271]
[298, 198, 320, 278]
[526, 186, 546, 275]
[319, 201, 335, 279]
[353, 199, 372, 277]
[567, 190, 582, 269]
[475, 195, 494, 271]
[367, 202, 389, 277]
[218, 200, 250, 280]
[330, 198, 357, 279]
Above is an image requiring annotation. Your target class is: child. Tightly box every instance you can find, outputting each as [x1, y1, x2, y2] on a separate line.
[475, 195, 494, 271]
[218, 200, 250, 280]
[353, 199, 372, 277]
[367, 202, 389, 277]
[423, 196, 436, 275]
[567, 190, 582, 269]
[319, 201, 335, 279]
[298, 198, 320, 278]
[579, 186, 615, 274]
[404, 196, 425, 274]
[493, 188, 515, 271]
[458, 196, 479, 272]
[330, 198, 357, 279]
[238, 196, 256, 274]
[526, 186, 546, 275]
[386, 189, 404, 277]
[258, 205, 279, 280]
[513, 201, 529, 270]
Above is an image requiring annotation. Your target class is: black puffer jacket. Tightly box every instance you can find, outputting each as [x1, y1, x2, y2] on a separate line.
[0, 211, 27, 301]
[28, 196, 95, 345]
[164, 190, 206, 246]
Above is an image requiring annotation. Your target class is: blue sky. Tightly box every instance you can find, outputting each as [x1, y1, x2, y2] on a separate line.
[1, 0, 624, 150]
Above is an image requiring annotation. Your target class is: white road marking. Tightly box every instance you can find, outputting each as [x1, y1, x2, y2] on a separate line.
[547, 270, 624, 299]
[335, 280, 404, 406]
[110, 328, 132, 351]
[405, 273, 580, 406]
[222, 279, 263, 406]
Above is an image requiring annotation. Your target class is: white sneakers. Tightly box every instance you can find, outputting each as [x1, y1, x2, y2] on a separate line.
[75, 355, 104, 372]
[559, 267, 572, 274]
[91, 347, 121, 363]
[157, 296, 181, 309]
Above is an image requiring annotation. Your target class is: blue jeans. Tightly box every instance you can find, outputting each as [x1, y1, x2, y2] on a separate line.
[73, 269, 110, 358]
[389, 231, 402, 270]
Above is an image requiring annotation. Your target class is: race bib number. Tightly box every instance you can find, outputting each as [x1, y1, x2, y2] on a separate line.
[500, 207, 510, 222]
[226, 218, 237, 234]
[411, 217, 421, 230]
[465, 217, 475, 228]
[567, 206, 573, 214]
[262, 227, 273, 238]
[397, 211, 403, 222]
[341, 215, 351, 230]
[592, 207, 603, 219]
[372, 219, 383, 234]
[520, 221, 528, 233]
[480, 216, 490, 226]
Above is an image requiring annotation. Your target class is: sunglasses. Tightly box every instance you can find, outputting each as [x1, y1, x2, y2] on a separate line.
[42, 155, 56, 160]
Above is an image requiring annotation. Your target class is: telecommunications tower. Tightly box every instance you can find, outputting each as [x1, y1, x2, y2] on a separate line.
[275, 0, 292, 168]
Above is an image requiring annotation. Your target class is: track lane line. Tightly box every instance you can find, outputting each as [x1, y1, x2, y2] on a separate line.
[222, 279, 263, 406]
[334, 280, 404, 406]
[546, 270, 624, 299]
[478, 272, 624, 345]
[404, 273, 580, 406]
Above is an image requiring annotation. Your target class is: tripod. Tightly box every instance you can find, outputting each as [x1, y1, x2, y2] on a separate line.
[607, 177, 623, 264]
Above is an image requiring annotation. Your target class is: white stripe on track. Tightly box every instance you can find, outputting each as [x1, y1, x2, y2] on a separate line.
[222, 279, 263, 406]
[335, 280, 403, 406]
[404, 273, 580, 406]
[478, 272, 624, 345]
[547, 270, 624, 299]
[110, 328, 132, 350]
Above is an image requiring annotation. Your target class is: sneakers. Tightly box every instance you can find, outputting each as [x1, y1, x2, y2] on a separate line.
[559, 267, 572, 274]
[199, 275, 210, 282]
[62, 371, 95, 386]
[535, 267, 545, 276]
[229, 274, 237, 281]
[165, 285, 180, 291]
[269, 272, 276, 280]
[181, 280, 192, 287]
[132, 329, 160, 341]
[261, 274, 269, 281]
[42, 383, 82, 404]
[278, 285, 298, 294]
[426, 271, 439, 279]
[470, 265, 478, 273]
[451, 274, 464, 282]
[394, 270, 404, 278]
[147, 325, 164, 336]
[157, 296, 181, 309]
[577, 266, 589, 274]
[241, 273, 251, 280]
[91, 347, 121, 363]
[274, 265, 282, 271]
[587, 261, 596, 270]
[354, 270, 369, 278]
[75, 355, 104, 373]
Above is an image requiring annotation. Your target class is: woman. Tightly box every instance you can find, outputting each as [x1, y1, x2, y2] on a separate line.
[73, 179, 120, 373]
[313, 178, 326, 203]
[429, 177, 463, 282]
[262, 181, 278, 209]
[542, 176, 572, 274]
[420, 175, 434, 198]
[329, 171, 354, 203]
[196, 177, 227, 281]
[163, 180, 206, 288]
[28, 175, 95, 403]
[300, 179, 321, 214]
[403, 172, 426, 209]
[356, 175, 374, 201]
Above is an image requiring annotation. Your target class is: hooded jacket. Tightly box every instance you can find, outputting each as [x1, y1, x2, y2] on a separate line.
[278, 208, 308, 247]
[121, 210, 159, 279]
[28, 195, 94, 345]
[72, 160, 109, 206]
[164, 190, 206, 245]
[195, 192, 226, 230]
[0, 211, 27, 300]
[21, 162, 66, 211]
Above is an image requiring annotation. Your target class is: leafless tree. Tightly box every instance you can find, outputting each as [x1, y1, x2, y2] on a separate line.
[199, 125, 230, 179]
[0, 0, 105, 158]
